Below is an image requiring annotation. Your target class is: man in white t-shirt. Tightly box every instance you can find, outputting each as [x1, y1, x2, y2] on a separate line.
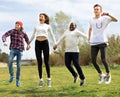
[88, 4, 118, 84]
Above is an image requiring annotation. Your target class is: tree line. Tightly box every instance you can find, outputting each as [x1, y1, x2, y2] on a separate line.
[0, 11, 120, 66]
[0, 49, 9, 63]
[49, 11, 120, 66]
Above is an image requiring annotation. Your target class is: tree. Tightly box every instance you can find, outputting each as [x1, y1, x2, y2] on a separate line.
[0, 49, 9, 63]
[49, 11, 89, 66]
[49, 11, 71, 66]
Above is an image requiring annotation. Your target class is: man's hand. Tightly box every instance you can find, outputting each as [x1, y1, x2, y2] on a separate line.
[101, 12, 109, 16]
[3, 41, 8, 46]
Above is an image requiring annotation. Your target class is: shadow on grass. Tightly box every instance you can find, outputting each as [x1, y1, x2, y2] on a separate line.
[6, 85, 98, 97]
[0, 85, 120, 97]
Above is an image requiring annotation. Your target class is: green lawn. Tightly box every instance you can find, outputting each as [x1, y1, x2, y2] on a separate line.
[0, 65, 120, 97]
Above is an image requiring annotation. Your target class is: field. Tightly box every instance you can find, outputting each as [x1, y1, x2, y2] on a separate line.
[0, 65, 120, 97]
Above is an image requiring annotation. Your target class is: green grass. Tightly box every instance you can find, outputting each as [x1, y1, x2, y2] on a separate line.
[0, 65, 120, 97]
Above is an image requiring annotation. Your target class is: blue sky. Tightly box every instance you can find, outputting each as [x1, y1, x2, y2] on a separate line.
[0, 0, 120, 59]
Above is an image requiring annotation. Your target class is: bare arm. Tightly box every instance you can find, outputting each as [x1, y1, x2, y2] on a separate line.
[88, 27, 92, 41]
[101, 12, 118, 22]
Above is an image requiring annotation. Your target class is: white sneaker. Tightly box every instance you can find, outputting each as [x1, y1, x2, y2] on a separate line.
[105, 75, 111, 84]
[47, 79, 51, 87]
[80, 79, 85, 86]
[74, 74, 78, 83]
[40, 79, 43, 87]
[98, 74, 106, 84]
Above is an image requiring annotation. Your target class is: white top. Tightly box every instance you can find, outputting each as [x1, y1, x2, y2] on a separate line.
[89, 16, 112, 45]
[56, 29, 87, 52]
[30, 23, 56, 44]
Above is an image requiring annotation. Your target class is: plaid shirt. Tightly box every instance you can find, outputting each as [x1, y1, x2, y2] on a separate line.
[2, 29, 29, 51]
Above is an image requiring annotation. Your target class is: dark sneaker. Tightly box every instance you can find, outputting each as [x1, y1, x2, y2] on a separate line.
[9, 76, 14, 83]
[105, 75, 111, 84]
[80, 80, 84, 86]
[40, 79, 43, 87]
[47, 79, 51, 87]
[16, 80, 20, 87]
[74, 75, 78, 83]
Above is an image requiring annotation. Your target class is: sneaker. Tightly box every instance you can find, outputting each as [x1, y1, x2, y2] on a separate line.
[40, 79, 43, 87]
[98, 74, 106, 84]
[16, 80, 20, 87]
[105, 75, 111, 84]
[74, 74, 78, 83]
[80, 80, 85, 86]
[47, 79, 51, 87]
[9, 76, 14, 83]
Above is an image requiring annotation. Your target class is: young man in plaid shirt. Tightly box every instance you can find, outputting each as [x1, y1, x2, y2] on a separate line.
[2, 21, 30, 87]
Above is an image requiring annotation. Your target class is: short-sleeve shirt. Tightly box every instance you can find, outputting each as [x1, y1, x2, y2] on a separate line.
[89, 16, 111, 45]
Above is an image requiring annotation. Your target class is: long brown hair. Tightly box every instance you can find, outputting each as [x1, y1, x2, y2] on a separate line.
[15, 21, 23, 31]
[40, 13, 50, 24]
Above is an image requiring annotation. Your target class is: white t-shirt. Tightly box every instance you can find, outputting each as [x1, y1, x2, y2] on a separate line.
[56, 29, 87, 52]
[30, 23, 56, 44]
[89, 16, 112, 45]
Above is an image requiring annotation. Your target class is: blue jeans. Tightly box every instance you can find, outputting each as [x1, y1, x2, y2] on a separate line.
[8, 49, 23, 80]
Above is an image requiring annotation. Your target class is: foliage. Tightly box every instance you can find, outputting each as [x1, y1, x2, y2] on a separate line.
[50, 34, 120, 66]
[49, 11, 71, 66]
[0, 51, 9, 63]
[79, 41, 91, 65]
[107, 35, 120, 64]
[1, 11, 120, 66]
[48, 11, 120, 66]
[49, 11, 90, 66]
[51, 11, 71, 35]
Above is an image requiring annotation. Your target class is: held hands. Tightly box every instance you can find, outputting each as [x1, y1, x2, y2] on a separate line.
[26, 44, 30, 50]
[53, 44, 57, 50]
[53, 44, 60, 54]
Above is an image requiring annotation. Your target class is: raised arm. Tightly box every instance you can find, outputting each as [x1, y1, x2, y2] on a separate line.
[101, 12, 118, 22]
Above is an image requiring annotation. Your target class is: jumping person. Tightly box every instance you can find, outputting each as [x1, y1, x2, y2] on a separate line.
[2, 21, 29, 87]
[29, 13, 56, 87]
[88, 4, 118, 84]
[53, 22, 87, 86]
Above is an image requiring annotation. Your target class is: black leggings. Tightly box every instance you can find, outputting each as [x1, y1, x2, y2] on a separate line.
[35, 40, 50, 79]
[91, 43, 110, 74]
